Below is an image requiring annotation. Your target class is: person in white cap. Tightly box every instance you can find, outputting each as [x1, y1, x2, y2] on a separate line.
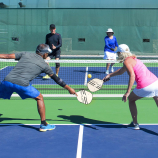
[103, 28, 118, 74]
[103, 44, 158, 130]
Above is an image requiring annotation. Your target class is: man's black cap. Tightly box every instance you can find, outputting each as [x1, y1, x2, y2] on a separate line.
[50, 24, 55, 29]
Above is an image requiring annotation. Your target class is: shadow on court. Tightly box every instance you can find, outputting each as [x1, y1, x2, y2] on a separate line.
[0, 113, 54, 131]
[0, 113, 52, 123]
[19, 125, 39, 131]
[139, 127, 158, 136]
[0, 114, 39, 123]
[74, 70, 105, 75]
[0, 124, 39, 131]
[1, 113, 158, 136]
[58, 115, 117, 125]
[57, 115, 158, 136]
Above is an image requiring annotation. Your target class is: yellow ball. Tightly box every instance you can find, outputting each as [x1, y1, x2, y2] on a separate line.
[88, 74, 92, 78]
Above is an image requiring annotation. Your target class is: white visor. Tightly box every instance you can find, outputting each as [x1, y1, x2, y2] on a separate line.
[115, 44, 131, 53]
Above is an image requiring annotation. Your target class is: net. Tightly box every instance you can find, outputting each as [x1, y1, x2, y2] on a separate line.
[0, 59, 158, 98]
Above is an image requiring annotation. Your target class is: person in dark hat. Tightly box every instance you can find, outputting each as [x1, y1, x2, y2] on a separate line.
[43, 24, 62, 79]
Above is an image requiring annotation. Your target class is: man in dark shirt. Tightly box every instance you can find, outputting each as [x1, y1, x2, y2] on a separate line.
[0, 44, 76, 132]
[43, 24, 62, 79]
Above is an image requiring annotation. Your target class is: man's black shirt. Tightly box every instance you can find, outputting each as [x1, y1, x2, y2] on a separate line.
[45, 33, 62, 54]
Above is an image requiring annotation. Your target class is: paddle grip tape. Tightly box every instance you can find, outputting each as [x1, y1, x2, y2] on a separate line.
[56, 63, 60, 68]
[51, 74, 66, 87]
[103, 78, 110, 82]
[105, 78, 110, 81]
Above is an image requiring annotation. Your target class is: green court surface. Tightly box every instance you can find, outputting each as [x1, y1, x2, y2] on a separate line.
[33, 85, 135, 94]
[0, 61, 158, 69]
[0, 98, 158, 124]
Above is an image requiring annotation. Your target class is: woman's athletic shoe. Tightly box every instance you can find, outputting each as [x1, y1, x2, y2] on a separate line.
[127, 122, 140, 130]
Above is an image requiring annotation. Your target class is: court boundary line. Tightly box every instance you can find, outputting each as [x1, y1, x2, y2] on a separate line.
[0, 66, 8, 71]
[76, 125, 84, 158]
[0, 124, 80, 125]
[84, 66, 88, 86]
[11, 94, 123, 97]
[1, 59, 158, 63]
[1, 124, 158, 125]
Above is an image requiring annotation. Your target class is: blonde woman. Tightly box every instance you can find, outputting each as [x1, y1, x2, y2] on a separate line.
[103, 44, 158, 130]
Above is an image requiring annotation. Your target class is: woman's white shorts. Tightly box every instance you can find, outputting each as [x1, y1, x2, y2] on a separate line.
[133, 80, 158, 98]
[103, 51, 117, 60]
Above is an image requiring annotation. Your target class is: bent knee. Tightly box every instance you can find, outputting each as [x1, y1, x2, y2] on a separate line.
[38, 93, 43, 99]
[128, 98, 134, 103]
[56, 63, 60, 68]
[128, 96, 136, 103]
[35, 93, 43, 100]
[128, 91, 141, 103]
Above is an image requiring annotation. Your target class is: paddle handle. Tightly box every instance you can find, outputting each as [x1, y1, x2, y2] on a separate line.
[103, 78, 110, 82]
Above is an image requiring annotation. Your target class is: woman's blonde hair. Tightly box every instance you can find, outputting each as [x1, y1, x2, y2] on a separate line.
[117, 52, 136, 62]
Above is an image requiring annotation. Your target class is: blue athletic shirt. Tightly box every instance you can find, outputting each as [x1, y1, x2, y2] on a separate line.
[104, 36, 118, 53]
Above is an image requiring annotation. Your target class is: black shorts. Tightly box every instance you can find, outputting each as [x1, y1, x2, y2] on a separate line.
[48, 51, 60, 59]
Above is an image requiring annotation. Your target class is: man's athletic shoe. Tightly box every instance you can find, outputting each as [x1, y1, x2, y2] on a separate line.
[110, 66, 114, 73]
[127, 122, 140, 130]
[43, 75, 50, 79]
[56, 74, 58, 77]
[105, 70, 109, 74]
[39, 124, 56, 132]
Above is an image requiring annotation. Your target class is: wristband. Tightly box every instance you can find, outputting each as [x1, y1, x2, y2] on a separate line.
[51, 74, 66, 87]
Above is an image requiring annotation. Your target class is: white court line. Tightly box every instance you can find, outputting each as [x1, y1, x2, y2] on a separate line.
[76, 125, 84, 158]
[32, 83, 81, 86]
[0, 66, 8, 71]
[1, 124, 158, 126]
[0, 59, 157, 63]
[84, 66, 88, 86]
[11, 94, 123, 97]
[0, 124, 80, 126]
[84, 124, 158, 126]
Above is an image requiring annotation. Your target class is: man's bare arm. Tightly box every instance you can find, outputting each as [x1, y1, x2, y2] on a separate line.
[0, 54, 15, 59]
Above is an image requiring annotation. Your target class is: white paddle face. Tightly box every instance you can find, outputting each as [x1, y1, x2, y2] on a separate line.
[76, 90, 93, 104]
[87, 78, 104, 92]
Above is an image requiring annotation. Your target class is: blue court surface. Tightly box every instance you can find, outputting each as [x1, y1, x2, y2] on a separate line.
[0, 124, 158, 158]
[0, 66, 158, 85]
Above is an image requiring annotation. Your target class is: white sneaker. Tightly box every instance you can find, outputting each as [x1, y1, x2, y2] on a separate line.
[110, 66, 114, 73]
[105, 70, 109, 74]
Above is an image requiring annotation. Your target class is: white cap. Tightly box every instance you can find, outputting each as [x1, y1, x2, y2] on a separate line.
[115, 44, 130, 53]
[106, 28, 114, 33]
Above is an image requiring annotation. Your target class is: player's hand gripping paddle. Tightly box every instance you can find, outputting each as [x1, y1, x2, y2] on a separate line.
[76, 90, 93, 104]
[87, 78, 110, 92]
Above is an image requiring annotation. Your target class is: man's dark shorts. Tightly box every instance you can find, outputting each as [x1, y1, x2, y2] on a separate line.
[0, 81, 40, 99]
[48, 51, 60, 59]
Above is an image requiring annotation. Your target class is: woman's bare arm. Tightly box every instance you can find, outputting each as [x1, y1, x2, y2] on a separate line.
[124, 59, 135, 93]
